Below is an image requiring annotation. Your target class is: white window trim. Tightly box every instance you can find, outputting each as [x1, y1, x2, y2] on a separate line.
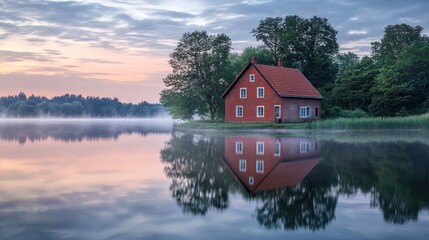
[236, 141, 243, 154]
[256, 160, 264, 173]
[300, 106, 310, 118]
[257, 87, 264, 98]
[249, 74, 255, 82]
[274, 141, 281, 156]
[240, 88, 247, 99]
[274, 105, 281, 119]
[256, 105, 264, 118]
[239, 159, 246, 172]
[256, 141, 264, 155]
[236, 106, 243, 117]
[249, 176, 254, 185]
[300, 142, 310, 153]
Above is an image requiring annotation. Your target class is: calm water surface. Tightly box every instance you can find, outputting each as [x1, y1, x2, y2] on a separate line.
[1, 120, 428, 240]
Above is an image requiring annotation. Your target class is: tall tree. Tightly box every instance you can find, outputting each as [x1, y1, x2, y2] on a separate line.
[252, 15, 339, 88]
[332, 57, 378, 111]
[371, 24, 424, 66]
[228, 45, 274, 78]
[369, 40, 429, 116]
[335, 52, 360, 76]
[160, 31, 231, 120]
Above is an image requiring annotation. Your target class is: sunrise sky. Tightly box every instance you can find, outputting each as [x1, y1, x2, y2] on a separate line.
[1, 0, 428, 103]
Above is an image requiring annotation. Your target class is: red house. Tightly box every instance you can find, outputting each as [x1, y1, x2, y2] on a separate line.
[221, 57, 323, 123]
[222, 136, 321, 195]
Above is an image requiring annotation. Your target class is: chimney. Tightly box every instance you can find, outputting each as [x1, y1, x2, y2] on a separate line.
[277, 57, 283, 67]
[251, 56, 257, 64]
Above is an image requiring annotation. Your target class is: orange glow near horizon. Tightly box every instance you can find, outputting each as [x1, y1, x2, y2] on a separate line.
[0, 35, 170, 103]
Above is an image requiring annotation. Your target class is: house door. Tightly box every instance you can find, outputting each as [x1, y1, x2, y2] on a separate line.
[274, 105, 281, 123]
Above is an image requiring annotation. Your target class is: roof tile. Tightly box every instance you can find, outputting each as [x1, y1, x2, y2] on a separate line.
[254, 64, 323, 99]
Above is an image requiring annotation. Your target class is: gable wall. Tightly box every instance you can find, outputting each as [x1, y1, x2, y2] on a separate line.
[224, 65, 282, 122]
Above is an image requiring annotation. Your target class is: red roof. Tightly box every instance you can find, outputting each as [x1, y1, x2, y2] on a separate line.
[222, 63, 323, 99]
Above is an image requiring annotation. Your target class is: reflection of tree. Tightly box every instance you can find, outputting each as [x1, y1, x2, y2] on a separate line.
[160, 133, 233, 215]
[0, 122, 171, 144]
[160, 133, 429, 229]
[324, 141, 429, 224]
[254, 161, 338, 231]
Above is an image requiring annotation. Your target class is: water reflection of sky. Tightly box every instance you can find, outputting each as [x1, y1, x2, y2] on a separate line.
[1, 123, 429, 239]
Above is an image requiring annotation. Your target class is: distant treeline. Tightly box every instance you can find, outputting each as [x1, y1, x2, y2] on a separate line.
[0, 93, 167, 117]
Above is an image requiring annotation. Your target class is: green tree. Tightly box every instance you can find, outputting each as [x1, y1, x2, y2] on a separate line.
[332, 57, 378, 111]
[369, 41, 429, 116]
[160, 31, 232, 120]
[335, 52, 360, 76]
[228, 45, 274, 77]
[371, 24, 424, 66]
[252, 15, 339, 88]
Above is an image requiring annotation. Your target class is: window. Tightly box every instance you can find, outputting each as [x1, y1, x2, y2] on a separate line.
[240, 88, 247, 98]
[249, 74, 255, 82]
[300, 142, 310, 153]
[249, 176, 254, 185]
[300, 106, 310, 118]
[236, 141, 243, 154]
[236, 106, 243, 117]
[257, 106, 264, 117]
[274, 105, 281, 119]
[274, 141, 281, 156]
[256, 141, 264, 155]
[315, 108, 319, 117]
[239, 159, 246, 172]
[256, 160, 264, 173]
[257, 87, 264, 98]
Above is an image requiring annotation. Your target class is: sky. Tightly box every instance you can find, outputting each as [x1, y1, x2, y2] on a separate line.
[0, 0, 428, 103]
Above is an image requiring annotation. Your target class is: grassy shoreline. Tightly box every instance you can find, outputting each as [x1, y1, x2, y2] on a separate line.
[174, 113, 429, 130]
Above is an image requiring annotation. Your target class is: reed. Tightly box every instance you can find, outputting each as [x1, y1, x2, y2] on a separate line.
[307, 113, 429, 130]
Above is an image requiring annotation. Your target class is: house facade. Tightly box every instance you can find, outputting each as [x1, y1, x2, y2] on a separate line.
[222, 136, 321, 194]
[221, 57, 323, 123]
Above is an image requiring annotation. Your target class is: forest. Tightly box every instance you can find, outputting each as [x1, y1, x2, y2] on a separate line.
[0, 93, 166, 117]
[160, 16, 429, 120]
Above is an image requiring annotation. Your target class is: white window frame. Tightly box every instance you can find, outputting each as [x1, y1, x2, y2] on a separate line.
[300, 142, 310, 153]
[240, 88, 247, 99]
[249, 176, 254, 185]
[256, 141, 264, 155]
[249, 74, 255, 82]
[239, 159, 246, 172]
[236, 141, 243, 154]
[257, 87, 264, 98]
[256, 160, 264, 173]
[274, 105, 281, 119]
[256, 106, 264, 118]
[236, 106, 243, 117]
[300, 106, 310, 118]
[274, 141, 281, 156]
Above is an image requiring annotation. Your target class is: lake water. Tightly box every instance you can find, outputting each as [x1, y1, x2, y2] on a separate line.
[1, 120, 429, 240]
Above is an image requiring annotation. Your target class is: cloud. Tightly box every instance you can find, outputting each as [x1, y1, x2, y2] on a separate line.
[348, 29, 368, 35]
[0, 50, 53, 62]
[78, 58, 122, 64]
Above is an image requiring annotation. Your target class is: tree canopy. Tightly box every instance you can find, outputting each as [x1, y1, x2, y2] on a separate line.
[160, 30, 232, 120]
[0, 93, 165, 117]
[252, 15, 339, 88]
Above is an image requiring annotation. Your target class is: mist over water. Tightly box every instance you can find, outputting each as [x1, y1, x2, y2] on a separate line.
[0, 118, 173, 144]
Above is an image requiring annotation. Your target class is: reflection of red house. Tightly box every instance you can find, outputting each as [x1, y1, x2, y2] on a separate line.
[222, 136, 321, 194]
